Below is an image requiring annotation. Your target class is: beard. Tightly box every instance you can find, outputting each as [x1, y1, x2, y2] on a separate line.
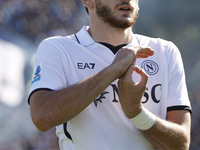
[95, 0, 138, 29]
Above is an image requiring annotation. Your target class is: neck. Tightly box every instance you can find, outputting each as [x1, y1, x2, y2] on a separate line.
[88, 19, 133, 46]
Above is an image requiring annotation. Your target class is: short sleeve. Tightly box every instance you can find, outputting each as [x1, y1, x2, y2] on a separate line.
[165, 42, 191, 111]
[29, 37, 67, 96]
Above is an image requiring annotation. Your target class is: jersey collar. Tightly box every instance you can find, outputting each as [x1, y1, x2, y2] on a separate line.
[75, 26, 95, 47]
[76, 25, 140, 47]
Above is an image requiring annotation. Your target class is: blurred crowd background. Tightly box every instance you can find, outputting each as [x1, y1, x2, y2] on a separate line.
[0, 0, 199, 149]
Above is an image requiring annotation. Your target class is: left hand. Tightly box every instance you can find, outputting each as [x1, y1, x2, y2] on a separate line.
[118, 65, 149, 118]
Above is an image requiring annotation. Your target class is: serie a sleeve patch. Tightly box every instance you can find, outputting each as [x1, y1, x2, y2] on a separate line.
[32, 65, 41, 84]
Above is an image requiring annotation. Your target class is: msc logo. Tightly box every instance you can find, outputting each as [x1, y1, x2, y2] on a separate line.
[141, 60, 159, 75]
[77, 63, 95, 69]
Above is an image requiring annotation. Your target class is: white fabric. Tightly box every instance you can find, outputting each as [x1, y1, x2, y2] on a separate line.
[29, 26, 191, 150]
[130, 107, 156, 130]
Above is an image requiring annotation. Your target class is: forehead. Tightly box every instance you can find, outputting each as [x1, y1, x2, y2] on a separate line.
[93, 0, 138, 4]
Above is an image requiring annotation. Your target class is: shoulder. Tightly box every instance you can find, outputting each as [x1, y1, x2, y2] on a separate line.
[36, 35, 79, 55]
[135, 34, 180, 56]
[40, 35, 77, 47]
[135, 34, 174, 47]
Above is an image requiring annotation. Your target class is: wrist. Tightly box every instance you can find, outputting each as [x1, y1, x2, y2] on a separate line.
[108, 64, 127, 79]
[130, 106, 156, 130]
[126, 105, 143, 119]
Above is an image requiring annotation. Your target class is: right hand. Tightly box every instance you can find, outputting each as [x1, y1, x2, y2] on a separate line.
[118, 65, 149, 118]
[111, 46, 154, 78]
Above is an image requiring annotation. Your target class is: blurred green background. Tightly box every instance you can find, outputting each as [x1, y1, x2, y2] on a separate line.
[0, 0, 199, 149]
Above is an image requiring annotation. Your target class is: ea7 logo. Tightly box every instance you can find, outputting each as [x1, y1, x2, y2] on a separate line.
[77, 63, 95, 69]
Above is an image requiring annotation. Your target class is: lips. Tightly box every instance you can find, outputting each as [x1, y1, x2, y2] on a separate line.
[119, 5, 132, 11]
[117, 3, 134, 14]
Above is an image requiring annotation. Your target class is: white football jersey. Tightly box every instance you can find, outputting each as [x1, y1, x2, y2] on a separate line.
[29, 26, 191, 150]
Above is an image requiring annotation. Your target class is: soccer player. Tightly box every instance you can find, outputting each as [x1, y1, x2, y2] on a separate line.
[28, 0, 191, 149]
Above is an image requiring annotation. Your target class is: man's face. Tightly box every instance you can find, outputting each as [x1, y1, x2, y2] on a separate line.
[94, 0, 139, 29]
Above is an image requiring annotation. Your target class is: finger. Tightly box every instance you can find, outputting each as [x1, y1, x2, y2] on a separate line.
[132, 58, 136, 66]
[132, 65, 141, 74]
[136, 50, 154, 58]
[125, 65, 136, 79]
[138, 47, 154, 53]
[136, 47, 154, 58]
[133, 66, 149, 86]
[118, 65, 135, 85]
[141, 68, 149, 86]
[131, 65, 141, 85]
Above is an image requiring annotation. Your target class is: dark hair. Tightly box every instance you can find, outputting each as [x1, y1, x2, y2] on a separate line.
[85, 7, 89, 14]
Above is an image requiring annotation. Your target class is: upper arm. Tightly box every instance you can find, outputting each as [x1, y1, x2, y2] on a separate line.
[29, 89, 57, 131]
[29, 89, 51, 116]
[29, 38, 67, 104]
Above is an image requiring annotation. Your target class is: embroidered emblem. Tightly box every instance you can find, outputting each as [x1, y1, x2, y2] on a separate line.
[141, 60, 159, 75]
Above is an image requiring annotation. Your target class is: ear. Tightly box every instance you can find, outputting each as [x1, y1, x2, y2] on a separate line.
[81, 0, 94, 9]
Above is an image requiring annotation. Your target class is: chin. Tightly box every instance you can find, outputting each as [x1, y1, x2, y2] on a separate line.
[110, 19, 135, 29]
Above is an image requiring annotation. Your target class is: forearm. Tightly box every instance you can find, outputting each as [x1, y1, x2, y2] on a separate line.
[141, 114, 190, 150]
[30, 65, 120, 131]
